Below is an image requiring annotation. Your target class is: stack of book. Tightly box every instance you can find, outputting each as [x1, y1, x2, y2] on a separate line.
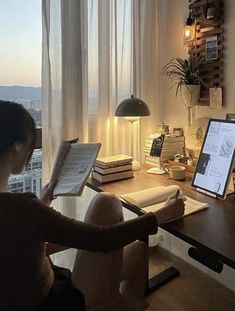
[144, 133, 185, 166]
[92, 155, 134, 183]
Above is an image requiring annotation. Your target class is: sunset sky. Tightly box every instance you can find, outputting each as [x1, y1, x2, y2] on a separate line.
[0, 0, 41, 87]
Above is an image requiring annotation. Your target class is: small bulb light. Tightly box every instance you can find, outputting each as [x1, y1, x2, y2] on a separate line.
[184, 15, 195, 42]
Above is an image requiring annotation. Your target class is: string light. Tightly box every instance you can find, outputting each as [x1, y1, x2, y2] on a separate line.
[184, 12, 195, 42]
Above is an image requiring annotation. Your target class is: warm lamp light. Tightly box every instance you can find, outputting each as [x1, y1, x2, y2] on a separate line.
[115, 95, 150, 170]
[184, 14, 195, 42]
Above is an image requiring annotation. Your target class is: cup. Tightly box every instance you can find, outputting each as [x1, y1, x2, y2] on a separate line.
[163, 164, 186, 180]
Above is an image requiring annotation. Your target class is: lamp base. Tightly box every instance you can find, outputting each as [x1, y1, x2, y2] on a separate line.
[147, 167, 166, 175]
[132, 160, 141, 171]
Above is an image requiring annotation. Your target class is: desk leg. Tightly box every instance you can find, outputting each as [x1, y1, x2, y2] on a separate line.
[140, 237, 180, 294]
[147, 266, 179, 294]
[141, 236, 180, 294]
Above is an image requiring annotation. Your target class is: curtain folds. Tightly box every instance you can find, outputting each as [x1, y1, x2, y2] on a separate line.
[42, 0, 161, 266]
[42, 0, 160, 177]
[133, 0, 160, 160]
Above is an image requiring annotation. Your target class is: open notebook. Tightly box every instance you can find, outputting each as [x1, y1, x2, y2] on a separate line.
[121, 185, 209, 218]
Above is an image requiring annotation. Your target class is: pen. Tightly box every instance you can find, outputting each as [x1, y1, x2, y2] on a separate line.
[175, 189, 180, 199]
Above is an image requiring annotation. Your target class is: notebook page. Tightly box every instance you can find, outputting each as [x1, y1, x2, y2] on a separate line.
[142, 196, 209, 217]
[53, 143, 101, 196]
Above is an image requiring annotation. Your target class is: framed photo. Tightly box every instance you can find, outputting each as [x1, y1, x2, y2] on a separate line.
[206, 36, 218, 61]
[226, 113, 235, 121]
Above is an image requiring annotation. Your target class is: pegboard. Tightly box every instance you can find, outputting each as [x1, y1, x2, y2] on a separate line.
[188, 0, 224, 105]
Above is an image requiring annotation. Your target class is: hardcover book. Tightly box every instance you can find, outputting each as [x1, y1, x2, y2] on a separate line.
[95, 154, 133, 168]
[92, 169, 134, 183]
[93, 163, 133, 175]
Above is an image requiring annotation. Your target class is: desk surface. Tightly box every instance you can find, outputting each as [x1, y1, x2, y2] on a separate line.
[87, 164, 235, 269]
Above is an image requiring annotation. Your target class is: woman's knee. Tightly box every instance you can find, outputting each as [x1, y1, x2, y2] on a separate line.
[125, 241, 148, 258]
[85, 192, 124, 225]
[121, 241, 148, 279]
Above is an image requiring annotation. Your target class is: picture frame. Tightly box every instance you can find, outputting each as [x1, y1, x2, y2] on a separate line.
[205, 36, 218, 61]
[226, 113, 235, 121]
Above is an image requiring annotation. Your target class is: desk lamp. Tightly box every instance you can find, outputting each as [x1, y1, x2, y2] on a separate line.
[115, 95, 150, 170]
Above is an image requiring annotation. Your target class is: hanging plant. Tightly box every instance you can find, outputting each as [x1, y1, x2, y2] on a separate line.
[161, 54, 208, 96]
[161, 54, 210, 126]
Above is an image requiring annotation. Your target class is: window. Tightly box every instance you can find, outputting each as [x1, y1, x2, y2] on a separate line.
[0, 0, 42, 196]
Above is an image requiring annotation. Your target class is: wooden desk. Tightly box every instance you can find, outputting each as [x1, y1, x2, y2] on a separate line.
[87, 164, 235, 270]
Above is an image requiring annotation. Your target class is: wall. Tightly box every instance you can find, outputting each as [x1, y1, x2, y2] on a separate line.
[156, 0, 235, 291]
[159, 0, 235, 131]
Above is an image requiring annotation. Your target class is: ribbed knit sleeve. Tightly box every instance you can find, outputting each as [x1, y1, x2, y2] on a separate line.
[24, 193, 158, 253]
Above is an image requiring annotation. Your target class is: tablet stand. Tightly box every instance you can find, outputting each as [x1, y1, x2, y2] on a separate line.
[226, 172, 235, 196]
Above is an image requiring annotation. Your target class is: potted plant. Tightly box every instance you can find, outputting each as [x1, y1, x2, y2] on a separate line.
[161, 54, 208, 125]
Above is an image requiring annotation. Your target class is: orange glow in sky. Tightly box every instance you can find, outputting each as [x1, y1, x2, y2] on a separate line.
[0, 0, 41, 87]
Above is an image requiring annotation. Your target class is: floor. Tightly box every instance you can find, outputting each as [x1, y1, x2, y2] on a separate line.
[146, 247, 235, 311]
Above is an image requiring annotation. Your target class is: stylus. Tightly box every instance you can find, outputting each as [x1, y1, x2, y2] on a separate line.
[175, 189, 180, 199]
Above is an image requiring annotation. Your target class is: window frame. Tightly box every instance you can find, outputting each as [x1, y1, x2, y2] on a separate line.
[35, 128, 42, 149]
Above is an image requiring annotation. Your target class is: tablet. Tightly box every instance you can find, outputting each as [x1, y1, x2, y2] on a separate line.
[191, 119, 235, 199]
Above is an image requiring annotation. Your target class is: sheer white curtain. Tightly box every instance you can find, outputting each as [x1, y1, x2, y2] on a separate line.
[42, 0, 160, 267]
[132, 0, 160, 160]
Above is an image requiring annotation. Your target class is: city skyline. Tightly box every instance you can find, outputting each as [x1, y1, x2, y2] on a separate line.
[0, 0, 41, 87]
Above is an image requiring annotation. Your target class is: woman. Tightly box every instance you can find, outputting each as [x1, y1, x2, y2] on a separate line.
[0, 101, 184, 311]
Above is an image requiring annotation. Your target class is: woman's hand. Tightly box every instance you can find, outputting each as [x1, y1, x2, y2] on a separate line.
[40, 179, 57, 205]
[153, 193, 185, 225]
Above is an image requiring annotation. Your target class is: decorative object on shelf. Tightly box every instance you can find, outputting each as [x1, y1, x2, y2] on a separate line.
[209, 86, 222, 109]
[115, 95, 150, 171]
[206, 36, 218, 61]
[156, 122, 169, 135]
[187, 0, 224, 105]
[203, 0, 221, 21]
[173, 153, 188, 164]
[173, 127, 183, 137]
[226, 114, 235, 121]
[185, 117, 209, 159]
[144, 133, 185, 175]
[187, 158, 197, 166]
[161, 54, 208, 126]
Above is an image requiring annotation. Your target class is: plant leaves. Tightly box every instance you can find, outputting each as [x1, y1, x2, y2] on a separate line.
[161, 54, 209, 93]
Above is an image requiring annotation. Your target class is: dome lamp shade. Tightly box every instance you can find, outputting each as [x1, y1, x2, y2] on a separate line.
[115, 95, 150, 117]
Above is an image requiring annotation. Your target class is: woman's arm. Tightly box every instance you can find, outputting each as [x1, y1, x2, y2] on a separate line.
[40, 180, 57, 205]
[25, 194, 158, 252]
[25, 193, 184, 253]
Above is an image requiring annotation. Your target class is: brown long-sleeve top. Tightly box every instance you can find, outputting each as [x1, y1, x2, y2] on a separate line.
[0, 192, 158, 310]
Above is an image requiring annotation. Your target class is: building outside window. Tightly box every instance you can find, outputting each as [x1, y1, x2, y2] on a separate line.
[8, 149, 42, 197]
[0, 0, 42, 196]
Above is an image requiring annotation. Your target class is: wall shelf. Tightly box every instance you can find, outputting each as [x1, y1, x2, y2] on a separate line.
[188, 0, 224, 105]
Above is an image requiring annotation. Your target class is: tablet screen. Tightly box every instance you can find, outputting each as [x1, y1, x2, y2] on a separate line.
[191, 119, 235, 199]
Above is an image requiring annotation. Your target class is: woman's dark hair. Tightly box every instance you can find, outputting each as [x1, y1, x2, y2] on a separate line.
[0, 101, 36, 158]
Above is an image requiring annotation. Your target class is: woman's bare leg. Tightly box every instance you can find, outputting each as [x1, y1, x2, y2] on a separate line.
[72, 192, 149, 310]
[71, 192, 124, 309]
[120, 241, 149, 310]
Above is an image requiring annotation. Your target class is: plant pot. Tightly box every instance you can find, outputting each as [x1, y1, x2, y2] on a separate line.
[180, 84, 200, 126]
[180, 84, 200, 107]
